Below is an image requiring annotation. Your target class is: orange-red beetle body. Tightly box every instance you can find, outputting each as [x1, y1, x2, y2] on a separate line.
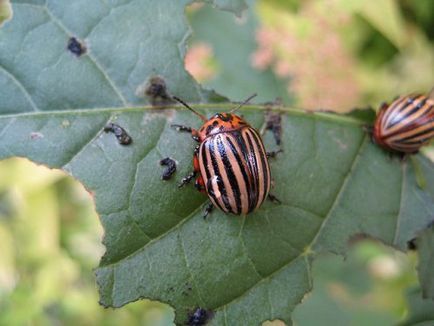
[173, 97, 273, 216]
[373, 94, 434, 153]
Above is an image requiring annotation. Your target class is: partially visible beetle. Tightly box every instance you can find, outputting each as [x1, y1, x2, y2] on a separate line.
[372, 91, 434, 154]
[172, 94, 279, 217]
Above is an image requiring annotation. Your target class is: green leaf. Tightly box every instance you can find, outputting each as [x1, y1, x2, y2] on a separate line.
[0, 0, 11, 27]
[201, 0, 247, 16]
[400, 288, 434, 326]
[337, 0, 407, 48]
[0, 0, 221, 115]
[1, 1, 434, 325]
[1, 106, 434, 324]
[415, 225, 434, 300]
[189, 2, 293, 104]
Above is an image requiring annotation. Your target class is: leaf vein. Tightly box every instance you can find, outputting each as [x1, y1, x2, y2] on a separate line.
[264, 213, 301, 253]
[238, 216, 264, 278]
[0, 63, 40, 111]
[393, 161, 407, 245]
[126, 121, 167, 239]
[0, 118, 16, 139]
[309, 134, 368, 249]
[61, 117, 110, 168]
[212, 136, 367, 314]
[178, 230, 207, 307]
[40, 5, 129, 107]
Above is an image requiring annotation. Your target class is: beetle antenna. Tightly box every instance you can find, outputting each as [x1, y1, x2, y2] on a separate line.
[172, 96, 207, 122]
[230, 93, 258, 113]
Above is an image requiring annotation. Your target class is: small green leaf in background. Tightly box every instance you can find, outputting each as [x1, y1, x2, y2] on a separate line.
[0, 0, 11, 27]
[0, 158, 174, 325]
[415, 226, 434, 300]
[188, 0, 292, 104]
[400, 288, 434, 326]
[1, 1, 434, 325]
[202, 0, 247, 16]
[293, 240, 418, 326]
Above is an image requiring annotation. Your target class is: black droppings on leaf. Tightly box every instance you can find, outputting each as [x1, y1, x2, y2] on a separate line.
[144, 76, 173, 106]
[104, 123, 132, 145]
[160, 157, 177, 180]
[264, 110, 282, 145]
[67, 37, 86, 56]
[186, 307, 213, 326]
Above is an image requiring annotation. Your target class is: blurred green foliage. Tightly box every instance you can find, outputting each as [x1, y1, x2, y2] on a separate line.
[0, 158, 174, 326]
[0, 0, 433, 325]
[187, 0, 433, 110]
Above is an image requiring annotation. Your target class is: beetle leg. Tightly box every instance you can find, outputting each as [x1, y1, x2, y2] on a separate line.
[203, 202, 214, 219]
[191, 129, 200, 142]
[268, 193, 281, 204]
[192, 145, 206, 192]
[171, 124, 200, 142]
[195, 175, 206, 193]
[266, 149, 283, 158]
[178, 171, 196, 188]
[171, 124, 192, 133]
[179, 145, 202, 189]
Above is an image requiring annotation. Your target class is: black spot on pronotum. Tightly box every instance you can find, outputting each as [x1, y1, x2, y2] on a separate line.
[205, 124, 213, 135]
[145, 76, 172, 106]
[104, 123, 132, 145]
[216, 113, 232, 122]
[187, 307, 213, 326]
[67, 37, 86, 56]
[160, 157, 177, 180]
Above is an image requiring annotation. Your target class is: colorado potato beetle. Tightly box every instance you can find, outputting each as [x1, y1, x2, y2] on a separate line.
[373, 92, 434, 154]
[172, 95, 278, 216]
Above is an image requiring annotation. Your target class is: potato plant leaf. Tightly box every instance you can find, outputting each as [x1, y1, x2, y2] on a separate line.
[415, 225, 434, 300]
[400, 288, 434, 326]
[1, 1, 434, 325]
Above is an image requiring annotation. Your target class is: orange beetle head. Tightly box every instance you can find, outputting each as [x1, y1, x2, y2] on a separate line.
[197, 113, 248, 140]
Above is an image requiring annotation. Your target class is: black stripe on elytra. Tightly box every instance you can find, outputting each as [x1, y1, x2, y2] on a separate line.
[389, 96, 408, 113]
[244, 130, 260, 199]
[385, 113, 434, 140]
[386, 97, 416, 128]
[395, 125, 434, 143]
[234, 130, 255, 174]
[408, 104, 434, 129]
[216, 136, 242, 214]
[250, 128, 270, 204]
[226, 135, 253, 213]
[387, 99, 427, 129]
[208, 138, 232, 212]
[201, 143, 212, 180]
[200, 143, 224, 212]
[234, 130, 259, 209]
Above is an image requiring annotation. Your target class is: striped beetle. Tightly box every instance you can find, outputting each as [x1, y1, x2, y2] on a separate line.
[172, 95, 279, 217]
[373, 92, 434, 154]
